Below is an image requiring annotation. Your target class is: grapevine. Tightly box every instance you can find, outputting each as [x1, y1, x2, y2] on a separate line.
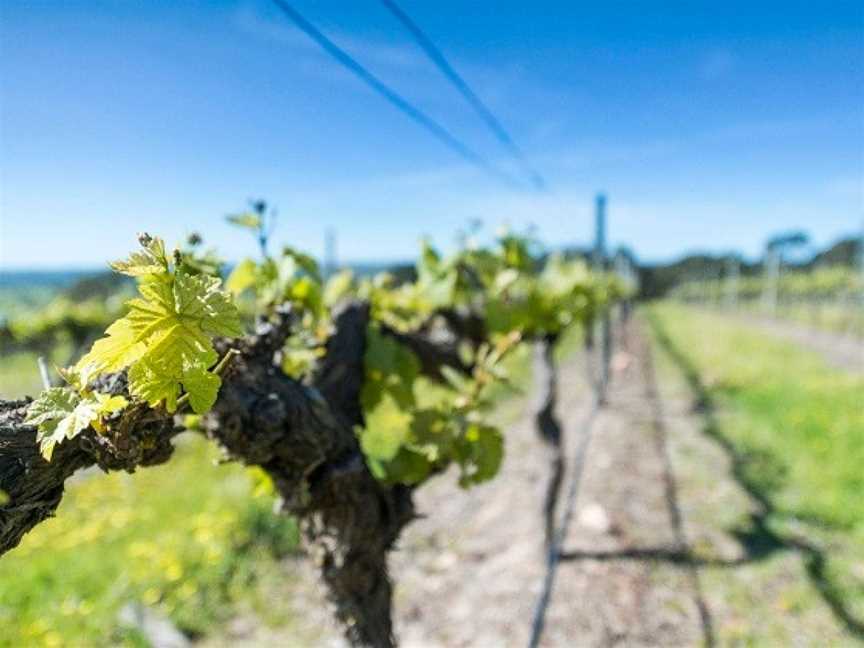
[1, 221, 623, 648]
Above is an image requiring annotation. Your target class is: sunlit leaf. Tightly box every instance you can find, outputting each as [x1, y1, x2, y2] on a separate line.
[358, 392, 413, 462]
[109, 235, 169, 277]
[226, 212, 261, 230]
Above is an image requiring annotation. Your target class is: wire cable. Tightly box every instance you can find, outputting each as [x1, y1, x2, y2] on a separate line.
[379, 0, 548, 191]
[269, 0, 522, 188]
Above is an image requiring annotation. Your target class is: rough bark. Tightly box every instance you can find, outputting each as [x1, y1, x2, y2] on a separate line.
[0, 300, 473, 648]
[207, 301, 416, 647]
[0, 393, 178, 556]
[533, 334, 564, 547]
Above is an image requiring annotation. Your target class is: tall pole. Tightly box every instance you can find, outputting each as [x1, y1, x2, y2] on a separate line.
[324, 227, 337, 281]
[593, 194, 607, 269]
[857, 220, 864, 336]
[859, 220, 864, 291]
[594, 193, 611, 404]
[762, 247, 780, 316]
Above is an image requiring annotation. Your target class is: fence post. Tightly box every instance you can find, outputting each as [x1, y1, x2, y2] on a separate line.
[324, 227, 337, 281]
[594, 193, 611, 404]
[762, 247, 779, 316]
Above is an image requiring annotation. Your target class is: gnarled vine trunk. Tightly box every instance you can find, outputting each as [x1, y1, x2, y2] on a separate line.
[0, 301, 474, 648]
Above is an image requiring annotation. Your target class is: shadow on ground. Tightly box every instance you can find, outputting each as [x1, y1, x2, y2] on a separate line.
[561, 312, 864, 640]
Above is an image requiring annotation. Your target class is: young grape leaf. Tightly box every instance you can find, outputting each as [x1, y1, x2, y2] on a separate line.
[24, 387, 79, 427]
[290, 276, 323, 317]
[358, 392, 413, 462]
[76, 318, 146, 385]
[127, 358, 182, 413]
[323, 269, 354, 307]
[77, 238, 242, 413]
[409, 408, 453, 463]
[454, 423, 504, 487]
[226, 258, 259, 295]
[226, 212, 261, 230]
[180, 365, 222, 414]
[282, 246, 321, 281]
[369, 446, 431, 485]
[109, 235, 169, 277]
[24, 388, 128, 460]
[360, 327, 420, 411]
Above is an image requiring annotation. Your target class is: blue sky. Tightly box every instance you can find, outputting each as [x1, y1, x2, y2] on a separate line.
[1, 0, 862, 269]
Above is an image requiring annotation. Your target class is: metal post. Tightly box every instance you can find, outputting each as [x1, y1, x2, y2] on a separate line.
[324, 228, 337, 281]
[857, 221, 864, 336]
[593, 194, 606, 270]
[762, 248, 779, 316]
[594, 194, 611, 404]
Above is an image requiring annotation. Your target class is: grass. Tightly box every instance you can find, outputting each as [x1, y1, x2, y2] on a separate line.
[0, 350, 56, 400]
[0, 345, 306, 645]
[733, 300, 864, 339]
[0, 437, 300, 647]
[0, 339, 306, 646]
[0, 296, 301, 645]
[648, 302, 864, 639]
[649, 303, 864, 528]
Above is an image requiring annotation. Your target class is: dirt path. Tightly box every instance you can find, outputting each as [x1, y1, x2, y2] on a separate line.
[208, 318, 708, 647]
[204, 314, 861, 647]
[535, 319, 709, 647]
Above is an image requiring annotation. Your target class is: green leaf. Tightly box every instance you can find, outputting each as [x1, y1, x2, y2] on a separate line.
[409, 408, 453, 462]
[75, 318, 146, 385]
[323, 269, 354, 307]
[290, 276, 323, 317]
[455, 423, 504, 487]
[358, 392, 413, 462]
[361, 327, 420, 411]
[371, 447, 432, 485]
[55, 400, 100, 441]
[282, 246, 321, 280]
[89, 393, 128, 433]
[417, 269, 457, 310]
[77, 237, 242, 413]
[281, 346, 324, 379]
[226, 212, 261, 230]
[92, 393, 128, 415]
[226, 258, 259, 295]
[416, 239, 441, 279]
[23, 387, 121, 461]
[23, 387, 79, 429]
[440, 366, 470, 393]
[127, 358, 181, 412]
[0, 489, 9, 506]
[109, 235, 169, 277]
[181, 365, 222, 414]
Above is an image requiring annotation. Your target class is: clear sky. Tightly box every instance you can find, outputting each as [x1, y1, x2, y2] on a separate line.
[1, 0, 862, 269]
